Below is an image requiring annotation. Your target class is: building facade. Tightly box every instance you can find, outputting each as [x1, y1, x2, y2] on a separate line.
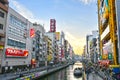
[0, 0, 8, 73]
[31, 23, 46, 67]
[2, 7, 31, 73]
[45, 32, 57, 64]
[44, 36, 52, 64]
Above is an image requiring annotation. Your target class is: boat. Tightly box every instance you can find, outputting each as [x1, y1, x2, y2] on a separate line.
[74, 67, 83, 76]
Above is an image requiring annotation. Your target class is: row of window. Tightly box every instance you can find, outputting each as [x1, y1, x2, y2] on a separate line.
[7, 38, 26, 49]
[8, 25, 27, 38]
[0, 11, 4, 30]
[0, 11, 4, 18]
[8, 30, 23, 38]
[10, 15, 27, 29]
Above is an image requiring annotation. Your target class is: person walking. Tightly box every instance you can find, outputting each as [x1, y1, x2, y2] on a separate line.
[85, 66, 91, 80]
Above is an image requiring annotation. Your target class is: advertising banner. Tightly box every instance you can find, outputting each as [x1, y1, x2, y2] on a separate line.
[55, 32, 60, 41]
[30, 28, 35, 38]
[115, 0, 120, 63]
[6, 48, 28, 57]
[99, 0, 109, 26]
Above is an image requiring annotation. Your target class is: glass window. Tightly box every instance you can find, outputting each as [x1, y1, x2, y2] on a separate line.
[0, 24, 3, 30]
[7, 38, 26, 48]
[7, 39, 14, 46]
[14, 41, 18, 47]
[0, 11, 4, 18]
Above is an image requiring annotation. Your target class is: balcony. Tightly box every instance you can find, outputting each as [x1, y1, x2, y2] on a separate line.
[0, 40, 4, 46]
[0, 33, 5, 38]
[0, 2, 8, 12]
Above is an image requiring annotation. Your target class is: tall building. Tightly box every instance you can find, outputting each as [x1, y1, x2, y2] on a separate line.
[86, 30, 99, 62]
[0, 0, 8, 73]
[31, 23, 46, 67]
[44, 36, 52, 64]
[86, 35, 93, 58]
[98, 0, 118, 66]
[3, 7, 31, 73]
[60, 31, 65, 62]
[45, 32, 57, 63]
[64, 40, 69, 60]
[50, 19, 56, 32]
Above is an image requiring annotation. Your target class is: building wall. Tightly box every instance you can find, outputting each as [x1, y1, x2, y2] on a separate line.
[2, 7, 31, 67]
[31, 23, 46, 67]
[0, 8, 7, 35]
[0, 0, 8, 73]
[45, 32, 56, 62]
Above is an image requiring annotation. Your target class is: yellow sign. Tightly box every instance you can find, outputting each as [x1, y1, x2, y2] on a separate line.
[102, 54, 108, 59]
[47, 54, 52, 61]
[0, 45, 4, 49]
[55, 32, 60, 41]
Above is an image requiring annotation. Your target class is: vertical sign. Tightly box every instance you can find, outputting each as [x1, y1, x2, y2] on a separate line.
[30, 28, 35, 38]
[50, 19, 56, 32]
[115, 0, 120, 64]
[55, 32, 60, 41]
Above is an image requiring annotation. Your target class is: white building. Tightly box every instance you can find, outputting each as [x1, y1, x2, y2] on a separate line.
[0, 0, 8, 73]
[45, 32, 57, 63]
[31, 23, 46, 67]
[86, 30, 99, 63]
[60, 31, 65, 61]
[2, 7, 31, 72]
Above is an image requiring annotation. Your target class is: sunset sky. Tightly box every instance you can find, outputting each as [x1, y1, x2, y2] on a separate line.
[9, 0, 98, 55]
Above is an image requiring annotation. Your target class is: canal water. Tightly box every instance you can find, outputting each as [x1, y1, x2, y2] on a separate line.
[38, 65, 82, 80]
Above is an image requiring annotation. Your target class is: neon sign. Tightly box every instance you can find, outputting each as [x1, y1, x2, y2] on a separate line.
[6, 48, 28, 57]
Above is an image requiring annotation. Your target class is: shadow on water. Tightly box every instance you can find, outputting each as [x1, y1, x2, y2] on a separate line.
[37, 63, 83, 80]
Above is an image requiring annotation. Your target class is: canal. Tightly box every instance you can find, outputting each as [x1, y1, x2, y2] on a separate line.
[37, 64, 82, 80]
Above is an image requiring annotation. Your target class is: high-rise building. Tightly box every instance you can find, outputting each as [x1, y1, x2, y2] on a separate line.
[3, 7, 31, 73]
[50, 19, 56, 32]
[31, 23, 46, 67]
[45, 32, 57, 63]
[0, 0, 8, 73]
[44, 36, 52, 63]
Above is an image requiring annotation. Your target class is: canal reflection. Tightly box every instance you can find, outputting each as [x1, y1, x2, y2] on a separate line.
[38, 64, 82, 80]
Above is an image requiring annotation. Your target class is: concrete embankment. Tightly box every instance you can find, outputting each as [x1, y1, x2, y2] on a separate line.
[16, 64, 69, 80]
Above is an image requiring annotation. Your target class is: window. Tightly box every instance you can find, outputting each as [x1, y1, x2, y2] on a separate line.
[33, 47, 35, 51]
[0, 36, 2, 41]
[0, 11, 4, 18]
[7, 38, 26, 48]
[7, 39, 14, 46]
[0, 24, 3, 30]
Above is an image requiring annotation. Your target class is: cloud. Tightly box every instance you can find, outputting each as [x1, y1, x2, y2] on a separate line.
[65, 31, 86, 54]
[9, 0, 50, 31]
[75, 0, 95, 4]
[9, 0, 86, 55]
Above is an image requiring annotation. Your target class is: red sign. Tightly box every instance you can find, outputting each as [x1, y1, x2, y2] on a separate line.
[31, 59, 36, 65]
[98, 60, 110, 67]
[30, 28, 35, 38]
[6, 48, 28, 57]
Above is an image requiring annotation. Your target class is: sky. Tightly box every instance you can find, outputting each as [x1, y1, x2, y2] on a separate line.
[9, 0, 98, 55]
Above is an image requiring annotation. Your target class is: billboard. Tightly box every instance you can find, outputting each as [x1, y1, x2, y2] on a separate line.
[30, 28, 35, 38]
[6, 48, 28, 57]
[55, 32, 60, 41]
[115, 0, 120, 63]
[50, 19, 56, 32]
[99, 0, 109, 26]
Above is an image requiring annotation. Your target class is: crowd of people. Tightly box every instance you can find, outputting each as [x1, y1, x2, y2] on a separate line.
[82, 59, 120, 80]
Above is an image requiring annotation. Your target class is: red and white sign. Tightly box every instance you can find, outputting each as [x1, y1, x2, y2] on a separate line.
[98, 60, 110, 67]
[30, 28, 35, 38]
[6, 48, 28, 57]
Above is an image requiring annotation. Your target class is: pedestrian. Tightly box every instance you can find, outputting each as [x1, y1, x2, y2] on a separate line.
[85, 66, 91, 80]
[47, 66, 49, 72]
